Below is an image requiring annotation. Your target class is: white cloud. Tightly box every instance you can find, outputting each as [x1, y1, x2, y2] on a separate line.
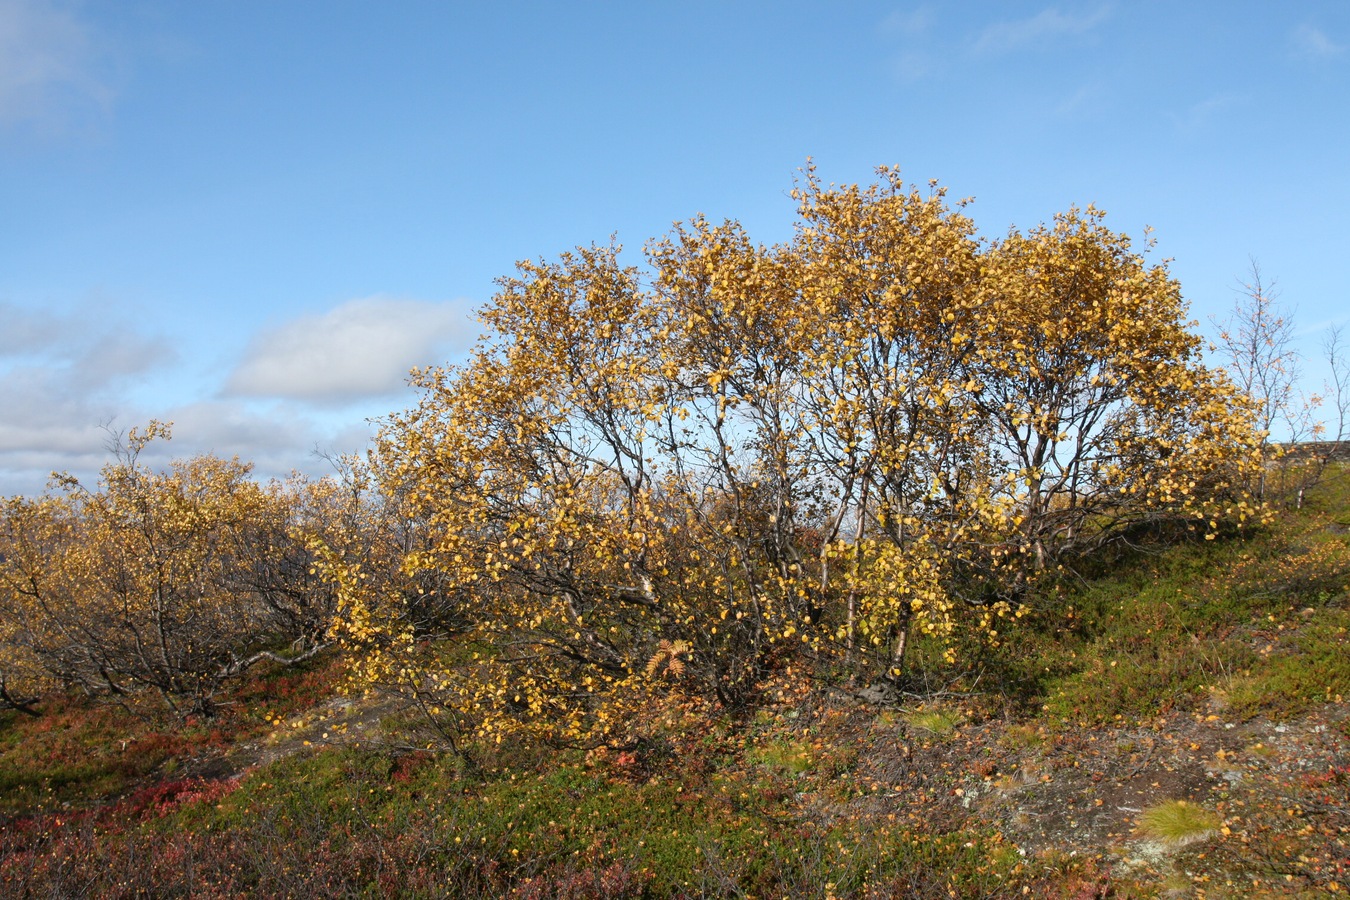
[0, 302, 176, 377]
[109, 399, 385, 491]
[879, 7, 943, 82]
[0, 362, 127, 493]
[0, 297, 439, 496]
[883, 4, 1110, 83]
[0, 295, 463, 496]
[1055, 82, 1101, 116]
[143, 399, 328, 473]
[0, 302, 179, 493]
[0, 0, 112, 129]
[880, 7, 935, 37]
[0, 301, 64, 352]
[0, 389, 378, 497]
[225, 296, 475, 404]
[70, 331, 176, 387]
[971, 5, 1110, 56]
[0, 366, 113, 452]
[890, 50, 934, 82]
[1289, 24, 1344, 60]
[1172, 92, 1243, 133]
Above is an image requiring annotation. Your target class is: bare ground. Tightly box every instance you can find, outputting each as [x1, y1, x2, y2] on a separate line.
[817, 698, 1350, 892]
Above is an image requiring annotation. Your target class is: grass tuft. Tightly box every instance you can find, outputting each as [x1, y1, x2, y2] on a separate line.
[1136, 799, 1220, 847]
[904, 708, 960, 737]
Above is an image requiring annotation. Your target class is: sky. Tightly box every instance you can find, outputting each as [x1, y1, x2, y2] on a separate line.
[1, 1, 1347, 496]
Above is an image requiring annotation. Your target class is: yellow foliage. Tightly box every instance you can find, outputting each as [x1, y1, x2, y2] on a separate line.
[322, 166, 1263, 748]
[0, 426, 344, 717]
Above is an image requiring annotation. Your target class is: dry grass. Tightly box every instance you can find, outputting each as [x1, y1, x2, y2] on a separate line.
[1136, 799, 1220, 847]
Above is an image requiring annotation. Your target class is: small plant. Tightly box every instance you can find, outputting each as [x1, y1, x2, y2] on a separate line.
[749, 738, 815, 774]
[1136, 799, 1220, 847]
[999, 723, 1048, 752]
[904, 707, 959, 737]
[1245, 741, 1277, 759]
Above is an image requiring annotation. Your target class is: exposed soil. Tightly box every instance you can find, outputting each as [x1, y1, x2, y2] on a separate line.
[825, 698, 1350, 889]
[176, 691, 412, 783]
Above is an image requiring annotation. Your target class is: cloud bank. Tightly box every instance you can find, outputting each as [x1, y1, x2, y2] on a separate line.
[0, 294, 479, 496]
[0, 301, 178, 490]
[225, 296, 474, 404]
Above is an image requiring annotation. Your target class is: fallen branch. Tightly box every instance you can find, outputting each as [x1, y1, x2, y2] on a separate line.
[219, 641, 332, 681]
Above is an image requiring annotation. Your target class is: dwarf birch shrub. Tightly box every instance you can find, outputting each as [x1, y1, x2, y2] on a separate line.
[348, 166, 1262, 748]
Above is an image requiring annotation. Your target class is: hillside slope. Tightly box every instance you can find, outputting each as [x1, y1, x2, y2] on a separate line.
[2, 472, 1347, 898]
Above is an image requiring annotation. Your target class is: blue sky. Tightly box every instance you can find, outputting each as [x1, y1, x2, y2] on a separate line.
[1, 1, 1347, 495]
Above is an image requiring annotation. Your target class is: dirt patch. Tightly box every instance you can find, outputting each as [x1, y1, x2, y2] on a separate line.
[175, 692, 413, 783]
[824, 700, 1350, 887]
